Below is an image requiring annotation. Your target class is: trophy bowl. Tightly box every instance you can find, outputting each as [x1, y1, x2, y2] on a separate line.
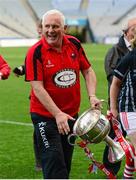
[73, 109, 110, 143]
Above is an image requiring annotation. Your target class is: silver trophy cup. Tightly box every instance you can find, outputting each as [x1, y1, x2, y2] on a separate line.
[69, 108, 125, 162]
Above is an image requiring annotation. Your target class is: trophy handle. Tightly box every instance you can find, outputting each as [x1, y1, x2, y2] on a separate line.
[67, 133, 78, 146]
[100, 99, 109, 114]
[104, 135, 125, 162]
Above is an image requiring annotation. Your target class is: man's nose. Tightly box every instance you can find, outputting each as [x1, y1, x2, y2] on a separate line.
[48, 26, 54, 32]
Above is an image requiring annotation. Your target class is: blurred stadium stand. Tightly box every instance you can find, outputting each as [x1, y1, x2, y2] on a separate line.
[0, 0, 37, 38]
[88, 0, 136, 43]
[0, 0, 136, 46]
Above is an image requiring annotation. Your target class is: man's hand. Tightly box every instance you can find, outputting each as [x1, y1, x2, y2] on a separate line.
[55, 112, 75, 135]
[110, 108, 118, 119]
[89, 95, 102, 110]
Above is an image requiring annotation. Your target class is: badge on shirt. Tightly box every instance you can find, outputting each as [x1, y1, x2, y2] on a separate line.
[53, 69, 77, 88]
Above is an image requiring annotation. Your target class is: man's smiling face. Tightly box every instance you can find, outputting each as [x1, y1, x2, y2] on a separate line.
[42, 14, 66, 49]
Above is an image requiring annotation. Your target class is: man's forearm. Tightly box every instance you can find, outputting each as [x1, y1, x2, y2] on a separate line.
[83, 67, 97, 97]
[31, 81, 62, 117]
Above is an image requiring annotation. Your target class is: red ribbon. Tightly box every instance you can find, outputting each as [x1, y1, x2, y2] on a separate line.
[76, 112, 135, 179]
[77, 141, 116, 179]
[106, 113, 135, 159]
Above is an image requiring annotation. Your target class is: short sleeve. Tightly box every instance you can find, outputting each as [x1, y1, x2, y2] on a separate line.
[79, 45, 91, 70]
[25, 45, 43, 81]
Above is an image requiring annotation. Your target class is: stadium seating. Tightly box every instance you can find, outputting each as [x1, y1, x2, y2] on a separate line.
[0, 0, 136, 44]
[0, 0, 37, 39]
[87, 0, 136, 43]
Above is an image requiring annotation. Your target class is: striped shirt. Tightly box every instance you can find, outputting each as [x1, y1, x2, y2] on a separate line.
[114, 48, 136, 112]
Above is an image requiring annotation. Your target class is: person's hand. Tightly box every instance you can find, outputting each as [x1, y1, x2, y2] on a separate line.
[89, 95, 102, 110]
[0, 72, 9, 80]
[110, 108, 118, 119]
[55, 112, 75, 135]
[0, 72, 2, 80]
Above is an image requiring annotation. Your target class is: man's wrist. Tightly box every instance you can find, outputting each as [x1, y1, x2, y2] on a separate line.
[89, 95, 96, 100]
[110, 106, 117, 110]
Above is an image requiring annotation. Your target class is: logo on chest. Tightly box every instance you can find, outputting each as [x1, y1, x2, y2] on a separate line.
[53, 69, 77, 88]
[46, 59, 54, 68]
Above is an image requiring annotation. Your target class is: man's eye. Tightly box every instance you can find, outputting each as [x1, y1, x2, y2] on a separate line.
[45, 25, 50, 28]
[53, 25, 59, 29]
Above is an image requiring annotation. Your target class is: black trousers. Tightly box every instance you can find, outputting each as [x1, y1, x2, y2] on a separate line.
[103, 119, 126, 175]
[33, 130, 41, 167]
[31, 113, 77, 179]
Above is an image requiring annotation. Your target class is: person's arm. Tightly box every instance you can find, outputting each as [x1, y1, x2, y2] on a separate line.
[0, 56, 11, 80]
[82, 67, 101, 109]
[110, 76, 122, 118]
[110, 51, 131, 117]
[30, 81, 74, 135]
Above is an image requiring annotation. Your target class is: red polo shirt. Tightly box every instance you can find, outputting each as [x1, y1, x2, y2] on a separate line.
[25, 35, 91, 117]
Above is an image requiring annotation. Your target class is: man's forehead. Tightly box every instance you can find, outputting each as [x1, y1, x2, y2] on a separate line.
[44, 15, 61, 24]
[44, 14, 60, 20]
[128, 18, 136, 29]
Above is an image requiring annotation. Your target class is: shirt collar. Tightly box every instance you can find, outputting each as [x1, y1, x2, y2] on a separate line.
[41, 35, 70, 51]
[124, 36, 132, 51]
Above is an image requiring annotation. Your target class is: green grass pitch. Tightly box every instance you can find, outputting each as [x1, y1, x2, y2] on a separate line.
[0, 44, 127, 179]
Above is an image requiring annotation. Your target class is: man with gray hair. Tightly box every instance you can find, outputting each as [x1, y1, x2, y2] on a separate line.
[25, 9, 101, 179]
[104, 17, 136, 178]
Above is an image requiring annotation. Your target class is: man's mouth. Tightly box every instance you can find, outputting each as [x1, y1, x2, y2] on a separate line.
[48, 34, 57, 40]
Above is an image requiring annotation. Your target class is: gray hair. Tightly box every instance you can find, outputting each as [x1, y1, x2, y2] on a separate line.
[122, 16, 136, 33]
[130, 27, 136, 48]
[42, 9, 65, 27]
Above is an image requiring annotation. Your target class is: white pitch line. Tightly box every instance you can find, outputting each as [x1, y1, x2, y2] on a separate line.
[0, 120, 32, 127]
